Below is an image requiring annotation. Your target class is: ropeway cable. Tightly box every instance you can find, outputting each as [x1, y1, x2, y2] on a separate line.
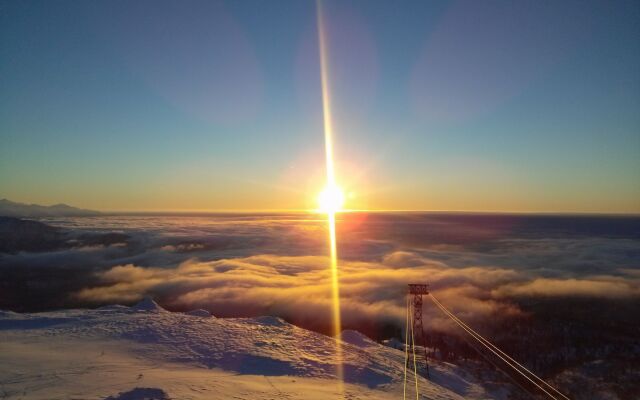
[430, 294, 564, 400]
[430, 295, 557, 399]
[433, 294, 569, 399]
[403, 294, 410, 400]
[430, 294, 570, 400]
[403, 294, 421, 400]
[410, 299, 420, 399]
[449, 313, 541, 399]
[431, 294, 567, 399]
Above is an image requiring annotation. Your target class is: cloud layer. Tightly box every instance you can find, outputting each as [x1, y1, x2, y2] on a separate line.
[2, 213, 639, 338]
[75, 251, 640, 337]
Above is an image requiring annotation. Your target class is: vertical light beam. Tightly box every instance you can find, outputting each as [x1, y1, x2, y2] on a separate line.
[316, 0, 344, 389]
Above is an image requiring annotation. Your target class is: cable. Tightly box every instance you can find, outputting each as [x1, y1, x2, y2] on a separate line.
[449, 310, 541, 399]
[410, 301, 420, 399]
[430, 295, 562, 400]
[431, 295, 555, 399]
[432, 294, 566, 399]
[430, 294, 569, 400]
[403, 294, 410, 400]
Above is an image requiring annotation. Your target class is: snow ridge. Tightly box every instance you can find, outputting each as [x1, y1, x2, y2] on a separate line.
[0, 305, 498, 400]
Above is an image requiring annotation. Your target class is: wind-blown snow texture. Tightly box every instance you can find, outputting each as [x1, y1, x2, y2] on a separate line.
[0, 300, 499, 400]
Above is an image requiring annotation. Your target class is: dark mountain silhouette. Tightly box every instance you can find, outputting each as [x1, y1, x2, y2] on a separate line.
[0, 199, 100, 217]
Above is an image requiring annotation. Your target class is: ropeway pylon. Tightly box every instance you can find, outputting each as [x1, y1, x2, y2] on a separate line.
[407, 283, 430, 379]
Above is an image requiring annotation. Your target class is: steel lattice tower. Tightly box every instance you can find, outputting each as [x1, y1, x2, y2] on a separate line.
[407, 283, 430, 379]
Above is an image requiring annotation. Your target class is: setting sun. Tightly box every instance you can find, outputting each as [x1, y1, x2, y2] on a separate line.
[317, 184, 345, 213]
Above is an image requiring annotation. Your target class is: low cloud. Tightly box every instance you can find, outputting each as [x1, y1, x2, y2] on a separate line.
[75, 250, 639, 337]
[493, 277, 640, 299]
[3, 213, 639, 336]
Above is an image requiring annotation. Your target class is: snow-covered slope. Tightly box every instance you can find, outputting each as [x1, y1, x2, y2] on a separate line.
[0, 301, 498, 400]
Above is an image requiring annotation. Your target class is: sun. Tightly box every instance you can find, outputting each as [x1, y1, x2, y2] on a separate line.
[317, 184, 345, 213]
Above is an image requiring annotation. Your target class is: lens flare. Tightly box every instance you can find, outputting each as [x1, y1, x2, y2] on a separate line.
[316, 0, 344, 391]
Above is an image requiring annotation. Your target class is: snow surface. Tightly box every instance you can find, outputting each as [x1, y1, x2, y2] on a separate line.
[0, 301, 499, 399]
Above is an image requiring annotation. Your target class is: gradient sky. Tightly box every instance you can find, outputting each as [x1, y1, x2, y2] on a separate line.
[1, 0, 639, 213]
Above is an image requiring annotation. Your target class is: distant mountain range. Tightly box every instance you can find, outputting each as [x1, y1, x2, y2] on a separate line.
[0, 199, 100, 217]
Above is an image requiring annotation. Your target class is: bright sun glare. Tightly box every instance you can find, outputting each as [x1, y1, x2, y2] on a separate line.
[318, 184, 345, 213]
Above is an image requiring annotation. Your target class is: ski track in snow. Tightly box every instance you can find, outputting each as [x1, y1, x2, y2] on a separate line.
[0, 302, 498, 400]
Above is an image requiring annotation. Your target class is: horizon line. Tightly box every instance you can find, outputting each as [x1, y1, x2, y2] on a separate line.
[87, 208, 640, 217]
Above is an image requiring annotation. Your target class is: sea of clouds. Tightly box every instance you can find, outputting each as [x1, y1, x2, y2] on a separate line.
[1, 213, 638, 336]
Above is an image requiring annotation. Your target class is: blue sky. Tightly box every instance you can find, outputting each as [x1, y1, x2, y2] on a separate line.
[1, 0, 638, 212]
